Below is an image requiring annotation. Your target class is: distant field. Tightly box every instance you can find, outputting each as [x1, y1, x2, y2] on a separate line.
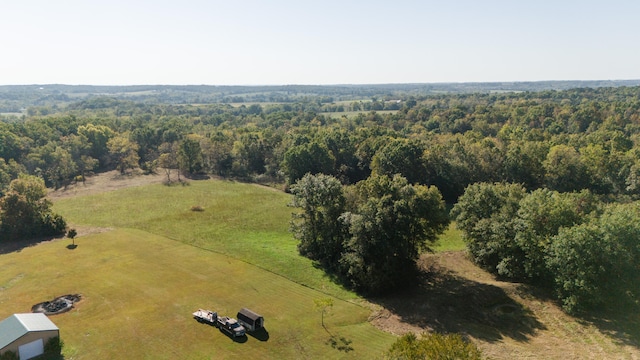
[0, 229, 394, 359]
[320, 110, 399, 119]
[432, 224, 465, 252]
[0, 112, 24, 117]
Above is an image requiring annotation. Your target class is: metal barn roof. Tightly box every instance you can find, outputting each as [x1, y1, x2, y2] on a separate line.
[0, 313, 59, 349]
[238, 308, 262, 321]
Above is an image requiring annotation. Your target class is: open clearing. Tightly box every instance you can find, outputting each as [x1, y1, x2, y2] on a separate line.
[1, 171, 638, 359]
[0, 229, 393, 359]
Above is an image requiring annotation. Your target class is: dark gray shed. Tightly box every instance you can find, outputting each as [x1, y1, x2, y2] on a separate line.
[236, 308, 264, 332]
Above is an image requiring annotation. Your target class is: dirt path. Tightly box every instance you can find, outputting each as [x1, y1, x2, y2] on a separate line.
[371, 251, 640, 359]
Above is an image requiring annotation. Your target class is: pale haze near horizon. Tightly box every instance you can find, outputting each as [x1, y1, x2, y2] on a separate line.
[1, 0, 638, 86]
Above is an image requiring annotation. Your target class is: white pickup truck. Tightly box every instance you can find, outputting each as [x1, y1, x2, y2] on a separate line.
[193, 309, 246, 338]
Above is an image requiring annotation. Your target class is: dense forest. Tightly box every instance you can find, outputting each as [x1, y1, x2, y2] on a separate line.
[2, 83, 640, 313]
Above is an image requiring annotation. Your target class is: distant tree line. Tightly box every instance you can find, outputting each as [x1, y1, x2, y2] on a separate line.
[3, 87, 640, 203]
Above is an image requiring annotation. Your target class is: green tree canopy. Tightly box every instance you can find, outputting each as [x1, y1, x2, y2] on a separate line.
[290, 173, 346, 272]
[0, 174, 66, 241]
[291, 173, 449, 294]
[547, 202, 640, 313]
[107, 135, 140, 174]
[340, 175, 449, 293]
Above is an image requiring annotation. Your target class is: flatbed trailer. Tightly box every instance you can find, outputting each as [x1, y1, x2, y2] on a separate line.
[193, 309, 217, 325]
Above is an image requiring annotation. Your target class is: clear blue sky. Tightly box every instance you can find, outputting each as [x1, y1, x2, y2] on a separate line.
[1, 0, 638, 85]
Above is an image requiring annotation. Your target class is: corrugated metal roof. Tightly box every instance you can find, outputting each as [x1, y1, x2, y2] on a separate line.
[0, 314, 58, 350]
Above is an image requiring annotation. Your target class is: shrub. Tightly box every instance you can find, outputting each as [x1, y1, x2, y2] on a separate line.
[0, 350, 18, 360]
[385, 332, 483, 360]
[44, 336, 63, 355]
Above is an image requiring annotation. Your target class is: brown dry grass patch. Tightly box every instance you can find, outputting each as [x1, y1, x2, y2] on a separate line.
[370, 251, 640, 359]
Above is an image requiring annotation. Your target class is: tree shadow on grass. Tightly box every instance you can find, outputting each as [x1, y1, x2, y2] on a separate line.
[577, 307, 640, 349]
[369, 266, 546, 343]
[325, 335, 354, 353]
[0, 235, 65, 255]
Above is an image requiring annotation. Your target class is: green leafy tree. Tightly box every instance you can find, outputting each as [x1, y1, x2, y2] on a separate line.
[340, 175, 449, 294]
[0, 174, 66, 241]
[158, 142, 182, 182]
[371, 138, 427, 184]
[451, 182, 527, 277]
[513, 189, 599, 283]
[44, 146, 77, 189]
[502, 140, 548, 189]
[233, 132, 269, 175]
[0, 158, 12, 195]
[179, 135, 204, 175]
[290, 174, 448, 294]
[319, 129, 362, 183]
[62, 133, 97, 183]
[107, 135, 140, 174]
[544, 145, 589, 192]
[77, 123, 115, 166]
[282, 141, 335, 185]
[0, 128, 25, 161]
[546, 202, 640, 313]
[200, 131, 234, 177]
[290, 173, 346, 271]
[67, 228, 78, 246]
[313, 298, 334, 331]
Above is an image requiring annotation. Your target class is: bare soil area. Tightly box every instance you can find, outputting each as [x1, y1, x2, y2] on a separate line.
[48, 170, 167, 200]
[371, 251, 640, 359]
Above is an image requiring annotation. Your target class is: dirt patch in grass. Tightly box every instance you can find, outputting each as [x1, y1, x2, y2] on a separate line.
[48, 170, 168, 200]
[370, 251, 640, 359]
[32, 294, 82, 315]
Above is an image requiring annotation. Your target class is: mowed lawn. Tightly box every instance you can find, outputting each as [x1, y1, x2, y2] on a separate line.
[53, 180, 355, 300]
[0, 229, 395, 359]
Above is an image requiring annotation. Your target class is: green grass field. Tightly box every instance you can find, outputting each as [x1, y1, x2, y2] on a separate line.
[0, 179, 469, 358]
[0, 229, 393, 359]
[0, 179, 407, 359]
[432, 224, 465, 252]
[52, 180, 355, 300]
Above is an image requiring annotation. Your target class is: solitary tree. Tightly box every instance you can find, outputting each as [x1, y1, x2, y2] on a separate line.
[67, 228, 77, 246]
[313, 298, 334, 331]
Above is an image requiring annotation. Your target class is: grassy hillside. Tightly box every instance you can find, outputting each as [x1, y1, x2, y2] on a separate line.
[52, 180, 356, 300]
[7, 176, 638, 359]
[0, 228, 395, 359]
